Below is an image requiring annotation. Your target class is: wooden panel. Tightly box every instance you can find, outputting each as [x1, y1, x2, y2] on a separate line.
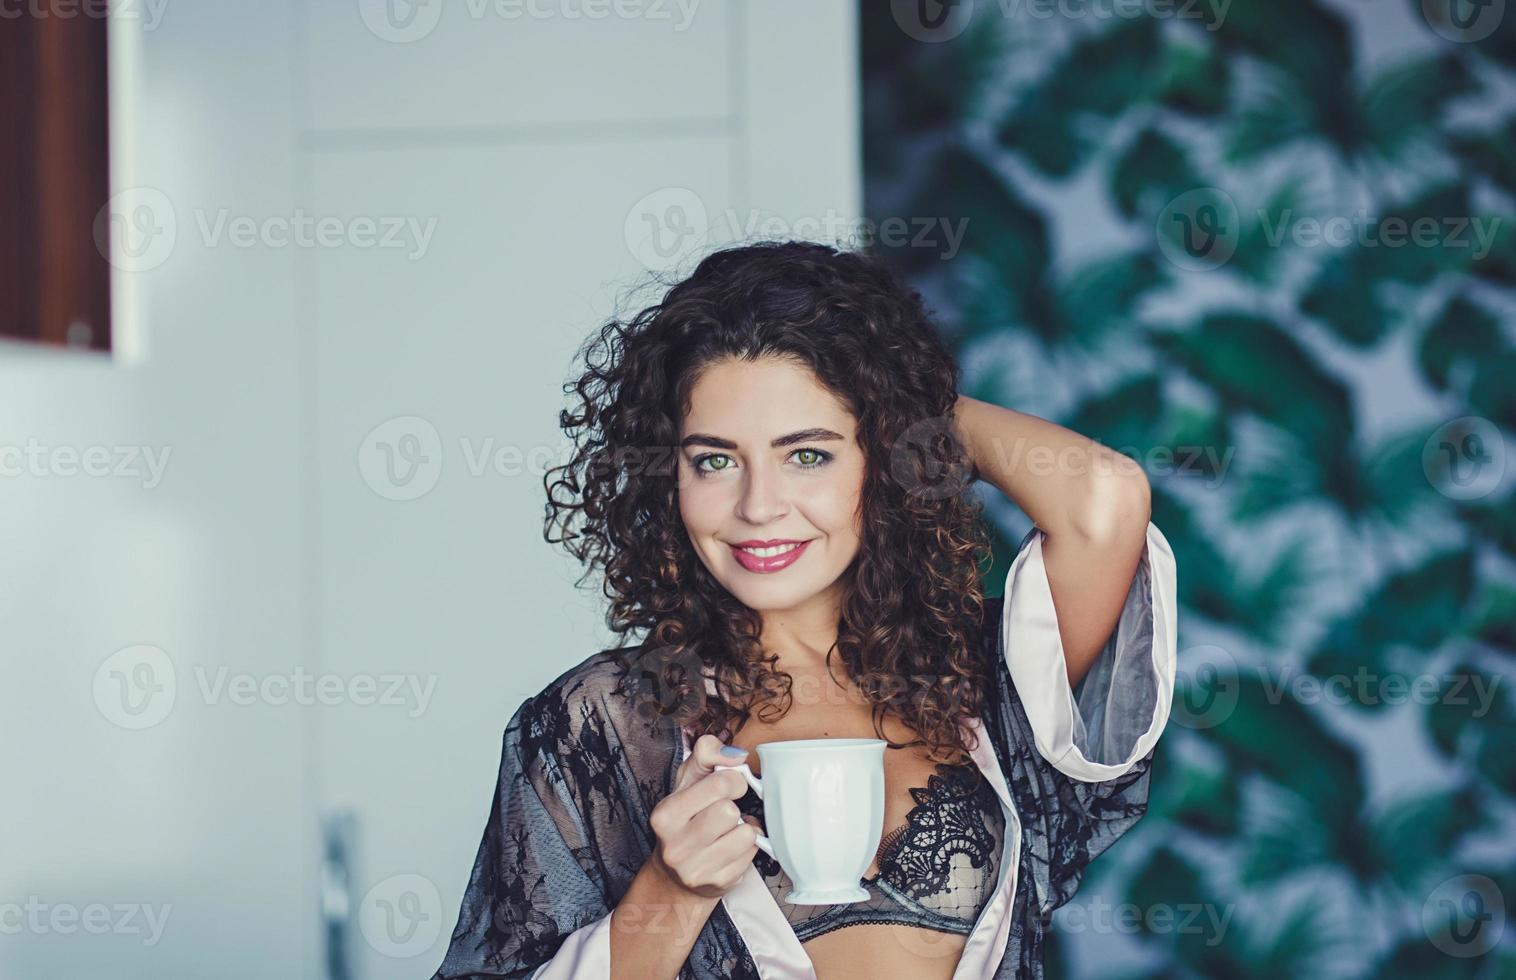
[0, 10, 111, 351]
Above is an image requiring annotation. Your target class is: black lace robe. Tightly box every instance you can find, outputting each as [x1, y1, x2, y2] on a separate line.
[431, 522, 1178, 978]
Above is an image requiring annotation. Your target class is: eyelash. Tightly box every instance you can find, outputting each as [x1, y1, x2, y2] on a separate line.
[690, 448, 833, 478]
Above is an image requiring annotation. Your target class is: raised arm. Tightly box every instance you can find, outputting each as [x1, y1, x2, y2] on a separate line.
[953, 394, 1152, 689]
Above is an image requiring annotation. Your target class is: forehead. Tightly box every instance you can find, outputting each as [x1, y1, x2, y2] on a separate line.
[682, 357, 855, 434]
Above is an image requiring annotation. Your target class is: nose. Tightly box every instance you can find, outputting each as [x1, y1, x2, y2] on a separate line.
[735, 459, 788, 525]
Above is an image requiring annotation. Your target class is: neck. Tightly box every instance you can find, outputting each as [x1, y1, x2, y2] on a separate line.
[756, 587, 844, 672]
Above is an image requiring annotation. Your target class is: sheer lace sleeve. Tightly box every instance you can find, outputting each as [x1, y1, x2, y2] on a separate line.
[431, 654, 666, 979]
[993, 520, 1179, 915]
[430, 703, 611, 978]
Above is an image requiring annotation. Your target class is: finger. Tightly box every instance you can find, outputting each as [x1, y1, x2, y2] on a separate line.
[676, 734, 738, 791]
[704, 820, 761, 869]
[694, 766, 752, 809]
[678, 819, 760, 888]
[685, 799, 743, 844]
[662, 768, 749, 825]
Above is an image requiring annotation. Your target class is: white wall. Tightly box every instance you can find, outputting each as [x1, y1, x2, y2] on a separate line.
[0, 1, 859, 978]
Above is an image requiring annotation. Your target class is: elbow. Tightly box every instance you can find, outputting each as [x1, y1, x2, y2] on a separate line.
[1071, 456, 1151, 545]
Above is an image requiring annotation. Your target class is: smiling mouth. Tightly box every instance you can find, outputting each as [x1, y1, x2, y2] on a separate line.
[732, 541, 807, 557]
[727, 539, 812, 573]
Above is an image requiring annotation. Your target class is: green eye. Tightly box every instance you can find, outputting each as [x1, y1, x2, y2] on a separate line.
[691, 448, 832, 477]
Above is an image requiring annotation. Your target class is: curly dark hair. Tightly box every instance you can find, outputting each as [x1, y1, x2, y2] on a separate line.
[542, 240, 993, 762]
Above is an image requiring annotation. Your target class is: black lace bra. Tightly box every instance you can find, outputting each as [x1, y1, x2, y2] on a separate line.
[735, 759, 1006, 943]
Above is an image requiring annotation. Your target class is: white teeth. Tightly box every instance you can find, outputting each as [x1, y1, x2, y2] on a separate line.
[739, 542, 803, 558]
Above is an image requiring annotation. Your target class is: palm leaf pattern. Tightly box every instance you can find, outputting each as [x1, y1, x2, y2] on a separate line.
[863, 1, 1515, 975]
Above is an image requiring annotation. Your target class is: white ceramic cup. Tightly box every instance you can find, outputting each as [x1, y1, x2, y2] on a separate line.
[714, 737, 886, 904]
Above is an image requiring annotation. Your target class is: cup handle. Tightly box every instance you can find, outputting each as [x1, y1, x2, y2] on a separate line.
[713, 762, 774, 858]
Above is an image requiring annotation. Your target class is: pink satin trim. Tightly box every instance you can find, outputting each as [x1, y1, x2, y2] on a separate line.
[679, 716, 1020, 979]
[680, 520, 1173, 977]
[678, 726, 818, 978]
[1003, 521, 1176, 782]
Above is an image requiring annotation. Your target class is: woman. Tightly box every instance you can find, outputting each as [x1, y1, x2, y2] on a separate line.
[430, 241, 1178, 979]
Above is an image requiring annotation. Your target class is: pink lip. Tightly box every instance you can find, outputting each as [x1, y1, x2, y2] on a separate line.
[729, 539, 811, 574]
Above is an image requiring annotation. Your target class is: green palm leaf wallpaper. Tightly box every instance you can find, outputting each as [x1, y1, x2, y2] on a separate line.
[861, 1, 1516, 976]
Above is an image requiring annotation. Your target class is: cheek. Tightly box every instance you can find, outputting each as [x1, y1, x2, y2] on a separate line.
[677, 480, 725, 535]
[813, 468, 865, 537]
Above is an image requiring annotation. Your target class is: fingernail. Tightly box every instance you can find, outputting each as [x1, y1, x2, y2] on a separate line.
[719, 745, 747, 758]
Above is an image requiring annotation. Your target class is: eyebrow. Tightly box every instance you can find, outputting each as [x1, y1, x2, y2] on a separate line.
[679, 427, 846, 451]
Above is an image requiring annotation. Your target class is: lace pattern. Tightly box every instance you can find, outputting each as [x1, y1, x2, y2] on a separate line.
[738, 760, 1004, 942]
[429, 522, 1171, 979]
